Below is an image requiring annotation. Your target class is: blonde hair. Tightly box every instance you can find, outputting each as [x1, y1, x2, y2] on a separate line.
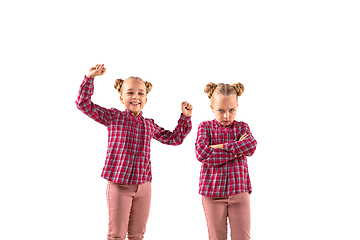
[204, 82, 244, 102]
[114, 77, 153, 95]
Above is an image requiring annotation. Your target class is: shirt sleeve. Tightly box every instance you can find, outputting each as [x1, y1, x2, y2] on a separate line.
[75, 76, 115, 126]
[223, 122, 257, 157]
[195, 122, 236, 166]
[152, 114, 192, 145]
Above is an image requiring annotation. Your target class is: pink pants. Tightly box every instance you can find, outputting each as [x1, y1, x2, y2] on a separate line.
[202, 192, 251, 240]
[106, 181, 151, 240]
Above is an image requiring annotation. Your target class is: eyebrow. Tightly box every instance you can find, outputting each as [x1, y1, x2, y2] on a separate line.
[126, 88, 145, 92]
[217, 107, 237, 110]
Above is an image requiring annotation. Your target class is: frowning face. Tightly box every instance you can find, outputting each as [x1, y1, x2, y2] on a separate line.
[210, 94, 238, 127]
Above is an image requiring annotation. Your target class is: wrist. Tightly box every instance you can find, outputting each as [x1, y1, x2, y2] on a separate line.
[182, 113, 191, 118]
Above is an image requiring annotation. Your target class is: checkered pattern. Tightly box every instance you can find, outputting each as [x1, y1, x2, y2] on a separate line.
[76, 76, 192, 184]
[195, 120, 257, 197]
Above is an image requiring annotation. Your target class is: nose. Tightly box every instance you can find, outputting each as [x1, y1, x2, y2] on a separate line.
[223, 112, 229, 119]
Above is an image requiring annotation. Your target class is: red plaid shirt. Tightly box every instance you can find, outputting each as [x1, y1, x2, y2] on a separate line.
[195, 120, 257, 197]
[76, 77, 192, 184]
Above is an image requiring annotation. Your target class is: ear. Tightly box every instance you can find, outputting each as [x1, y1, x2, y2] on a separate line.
[119, 95, 124, 104]
[210, 104, 214, 113]
[145, 97, 148, 104]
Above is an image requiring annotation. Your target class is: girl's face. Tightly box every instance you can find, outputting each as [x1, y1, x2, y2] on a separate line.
[120, 79, 147, 117]
[210, 94, 238, 127]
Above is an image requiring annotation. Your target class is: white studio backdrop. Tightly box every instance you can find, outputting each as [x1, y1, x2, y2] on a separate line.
[1, 1, 359, 239]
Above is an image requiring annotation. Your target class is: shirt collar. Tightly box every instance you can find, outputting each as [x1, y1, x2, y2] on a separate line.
[125, 109, 143, 118]
[213, 119, 235, 129]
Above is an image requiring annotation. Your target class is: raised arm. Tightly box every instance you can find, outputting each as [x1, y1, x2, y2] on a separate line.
[152, 114, 192, 145]
[152, 101, 193, 145]
[75, 64, 115, 126]
[195, 122, 236, 166]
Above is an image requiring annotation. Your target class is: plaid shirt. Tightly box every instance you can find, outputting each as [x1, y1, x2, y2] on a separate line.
[76, 77, 192, 184]
[195, 120, 257, 197]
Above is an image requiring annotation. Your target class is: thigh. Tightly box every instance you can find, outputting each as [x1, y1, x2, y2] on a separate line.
[228, 192, 251, 240]
[202, 196, 228, 240]
[127, 182, 152, 240]
[106, 182, 137, 240]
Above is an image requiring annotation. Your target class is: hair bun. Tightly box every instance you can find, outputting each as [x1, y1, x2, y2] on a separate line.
[232, 82, 245, 96]
[144, 81, 153, 94]
[114, 78, 125, 93]
[204, 82, 218, 99]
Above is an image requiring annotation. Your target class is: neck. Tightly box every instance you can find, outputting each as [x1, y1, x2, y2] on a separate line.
[131, 111, 140, 117]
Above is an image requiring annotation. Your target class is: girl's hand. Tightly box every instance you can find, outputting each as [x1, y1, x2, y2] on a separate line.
[86, 64, 106, 79]
[239, 133, 248, 141]
[181, 101, 193, 117]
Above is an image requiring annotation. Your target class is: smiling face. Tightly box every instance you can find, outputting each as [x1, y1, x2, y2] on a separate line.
[210, 94, 239, 127]
[119, 79, 147, 117]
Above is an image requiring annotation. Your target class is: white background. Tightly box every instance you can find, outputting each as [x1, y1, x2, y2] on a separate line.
[1, 1, 359, 239]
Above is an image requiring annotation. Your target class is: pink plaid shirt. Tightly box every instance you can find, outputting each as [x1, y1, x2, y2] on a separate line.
[76, 77, 192, 184]
[195, 120, 257, 197]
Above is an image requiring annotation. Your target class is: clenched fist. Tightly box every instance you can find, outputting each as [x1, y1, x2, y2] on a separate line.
[181, 101, 193, 117]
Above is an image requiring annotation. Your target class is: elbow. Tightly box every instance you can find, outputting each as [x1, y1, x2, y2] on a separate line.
[75, 99, 85, 111]
[76, 99, 93, 115]
[174, 139, 184, 146]
[174, 134, 188, 145]
[196, 155, 205, 163]
[195, 141, 214, 162]
[246, 140, 257, 157]
[195, 147, 209, 163]
[163, 136, 184, 146]
[195, 150, 202, 161]
[76, 101, 86, 113]
[195, 149, 203, 162]
[246, 150, 255, 157]
[75, 100, 82, 111]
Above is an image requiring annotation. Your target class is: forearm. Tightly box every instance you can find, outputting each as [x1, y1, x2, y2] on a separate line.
[154, 114, 192, 145]
[223, 137, 257, 157]
[196, 142, 236, 166]
[75, 76, 114, 125]
[76, 76, 94, 111]
[209, 144, 224, 149]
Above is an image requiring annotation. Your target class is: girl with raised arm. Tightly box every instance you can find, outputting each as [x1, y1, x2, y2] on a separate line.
[76, 64, 193, 240]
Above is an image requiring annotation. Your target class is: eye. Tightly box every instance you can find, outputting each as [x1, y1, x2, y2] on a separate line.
[139, 92, 145, 95]
[230, 109, 235, 112]
[127, 92, 133, 95]
[218, 109, 224, 113]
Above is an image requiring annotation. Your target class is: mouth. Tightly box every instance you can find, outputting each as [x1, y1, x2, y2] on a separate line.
[130, 102, 140, 106]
